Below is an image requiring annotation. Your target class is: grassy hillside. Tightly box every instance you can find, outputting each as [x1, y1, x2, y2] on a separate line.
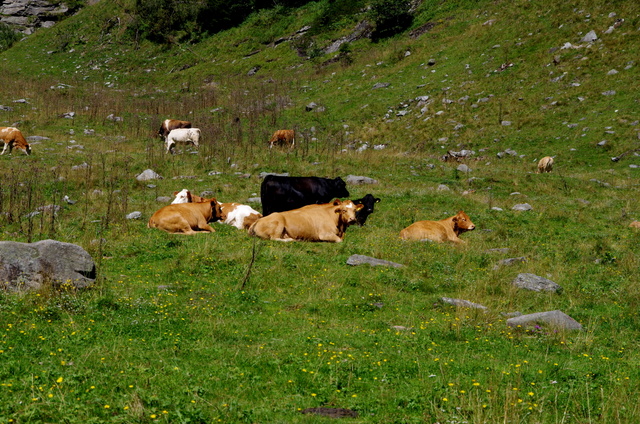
[1, 0, 639, 422]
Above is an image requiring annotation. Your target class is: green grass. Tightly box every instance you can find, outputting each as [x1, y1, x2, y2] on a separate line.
[1, 0, 640, 422]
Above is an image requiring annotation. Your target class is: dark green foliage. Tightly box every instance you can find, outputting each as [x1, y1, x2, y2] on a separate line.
[368, 0, 413, 41]
[0, 23, 20, 53]
[311, 0, 366, 33]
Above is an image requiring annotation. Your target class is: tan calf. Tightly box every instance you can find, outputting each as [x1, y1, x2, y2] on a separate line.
[537, 156, 554, 173]
[0, 127, 31, 155]
[400, 211, 475, 243]
[148, 199, 223, 234]
[268, 129, 295, 149]
[249, 199, 362, 242]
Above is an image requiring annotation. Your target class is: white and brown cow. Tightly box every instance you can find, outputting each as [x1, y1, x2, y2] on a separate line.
[166, 128, 201, 153]
[148, 199, 223, 234]
[248, 199, 363, 242]
[171, 189, 261, 230]
[400, 211, 475, 244]
[158, 119, 192, 138]
[0, 127, 31, 155]
[537, 156, 554, 173]
[268, 129, 295, 149]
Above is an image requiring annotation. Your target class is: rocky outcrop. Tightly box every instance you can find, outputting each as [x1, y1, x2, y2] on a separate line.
[1, 0, 75, 34]
[0, 239, 96, 291]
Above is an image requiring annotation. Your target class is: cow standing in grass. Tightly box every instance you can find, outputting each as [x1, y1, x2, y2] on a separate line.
[269, 129, 295, 149]
[158, 119, 192, 138]
[165, 128, 201, 153]
[537, 156, 554, 173]
[0, 127, 31, 155]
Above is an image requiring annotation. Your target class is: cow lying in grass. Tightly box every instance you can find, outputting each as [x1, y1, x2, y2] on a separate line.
[249, 199, 363, 242]
[148, 199, 223, 234]
[400, 211, 475, 243]
[0, 127, 31, 155]
[171, 189, 262, 230]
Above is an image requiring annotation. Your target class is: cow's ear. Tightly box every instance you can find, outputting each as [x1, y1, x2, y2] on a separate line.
[452, 216, 459, 222]
[333, 199, 342, 206]
[375, 198, 381, 203]
[356, 204, 364, 211]
[186, 191, 193, 202]
[173, 191, 179, 196]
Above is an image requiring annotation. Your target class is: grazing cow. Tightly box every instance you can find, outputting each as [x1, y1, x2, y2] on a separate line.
[158, 119, 192, 138]
[260, 175, 350, 216]
[249, 199, 363, 242]
[171, 189, 261, 230]
[537, 156, 554, 173]
[400, 211, 476, 244]
[352, 194, 381, 226]
[148, 199, 223, 234]
[629, 221, 640, 229]
[0, 127, 31, 155]
[269, 129, 295, 149]
[166, 128, 201, 153]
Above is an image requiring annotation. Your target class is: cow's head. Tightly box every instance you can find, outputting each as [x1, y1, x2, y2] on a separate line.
[332, 177, 350, 198]
[172, 189, 192, 204]
[452, 211, 475, 233]
[210, 199, 224, 221]
[334, 200, 363, 226]
[353, 194, 381, 226]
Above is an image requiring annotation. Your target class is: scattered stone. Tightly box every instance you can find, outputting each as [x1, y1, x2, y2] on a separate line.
[126, 211, 142, 220]
[485, 248, 510, 254]
[62, 195, 76, 205]
[247, 66, 260, 76]
[305, 102, 317, 111]
[61, 112, 75, 119]
[71, 162, 89, 170]
[156, 196, 172, 203]
[345, 175, 378, 185]
[512, 273, 562, 293]
[512, 203, 532, 211]
[457, 164, 471, 172]
[247, 197, 261, 204]
[437, 184, 450, 191]
[607, 69, 618, 75]
[83, 129, 95, 135]
[602, 90, 616, 96]
[597, 140, 607, 146]
[258, 172, 289, 179]
[136, 169, 163, 181]
[507, 310, 582, 330]
[373, 82, 390, 89]
[391, 325, 413, 331]
[491, 207, 503, 211]
[493, 257, 527, 270]
[440, 297, 488, 310]
[0, 105, 14, 111]
[580, 30, 598, 42]
[346, 254, 404, 268]
[0, 240, 96, 292]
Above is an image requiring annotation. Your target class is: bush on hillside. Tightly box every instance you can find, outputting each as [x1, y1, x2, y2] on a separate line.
[0, 23, 20, 53]
[369, 0, 413, 41]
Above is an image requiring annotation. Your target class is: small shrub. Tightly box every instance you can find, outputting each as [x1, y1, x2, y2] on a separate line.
[0, 23, 20, 53]
[368, 0, 413, 41]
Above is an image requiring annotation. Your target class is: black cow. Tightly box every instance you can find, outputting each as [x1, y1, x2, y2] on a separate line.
[260, 175, 350, 216]
[352, 194, 381, 226]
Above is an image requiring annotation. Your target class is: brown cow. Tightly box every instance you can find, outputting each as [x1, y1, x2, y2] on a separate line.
[249, 199, 363, 242]
[148, 199, 223, 234]
[269, 129, 295, 149]
[0, 127, 31, 155]
[399, 211, 475, 243]
[629, 221, 640, 229]
[171, 189, 261, 230]
[158, 119, 192, 138]
[537, 156, 554, 173]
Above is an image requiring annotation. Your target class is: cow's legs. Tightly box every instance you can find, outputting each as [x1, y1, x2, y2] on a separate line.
[1, 142, 10, 155]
